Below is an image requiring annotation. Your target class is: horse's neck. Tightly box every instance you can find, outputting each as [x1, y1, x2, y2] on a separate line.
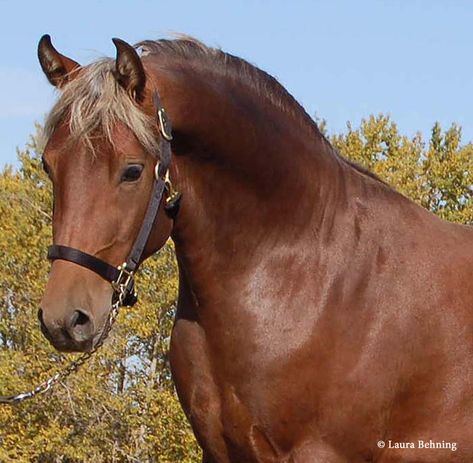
[154, 63, 398, 310]
[159, 71, 330, 230]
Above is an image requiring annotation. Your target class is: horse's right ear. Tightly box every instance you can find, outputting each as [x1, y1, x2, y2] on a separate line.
[38, 35, 80, 88]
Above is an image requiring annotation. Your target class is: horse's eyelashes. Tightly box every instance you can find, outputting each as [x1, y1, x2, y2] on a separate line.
[121, 164, 144, 183]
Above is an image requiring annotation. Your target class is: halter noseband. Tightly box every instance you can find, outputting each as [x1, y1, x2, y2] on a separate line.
[47, 91, 181, 307]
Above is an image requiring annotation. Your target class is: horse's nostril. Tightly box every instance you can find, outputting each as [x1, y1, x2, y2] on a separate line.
[37, 308, 44, 324]
[71, 310, 90, 327]
[66, 309, 94, 343]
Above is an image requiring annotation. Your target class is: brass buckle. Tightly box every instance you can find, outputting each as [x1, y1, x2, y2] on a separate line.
[155, 162, 180, 205]
[164, 170, 180, 206]
[111, 262, 134, 293]
[158, 108, 173, 141]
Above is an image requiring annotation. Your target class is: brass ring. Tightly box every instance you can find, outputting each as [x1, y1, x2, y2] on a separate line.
[154, 162, 161, 180]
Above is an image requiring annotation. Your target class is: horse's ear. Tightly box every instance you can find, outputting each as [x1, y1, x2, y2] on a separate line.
[112, 38, 146, 102]
[38, 35, 80, 88]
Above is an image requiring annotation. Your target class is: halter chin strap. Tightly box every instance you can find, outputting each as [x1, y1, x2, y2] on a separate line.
[47, 90, 181, 307]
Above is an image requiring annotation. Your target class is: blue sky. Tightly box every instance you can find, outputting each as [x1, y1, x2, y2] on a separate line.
[1, 0, 472, 166]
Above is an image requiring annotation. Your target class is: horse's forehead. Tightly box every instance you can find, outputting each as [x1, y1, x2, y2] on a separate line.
[45, 120, 144, 164]
[108, 123, 148, 156]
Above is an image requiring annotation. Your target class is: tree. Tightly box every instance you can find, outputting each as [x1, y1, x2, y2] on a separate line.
[331, 114, 473, 224]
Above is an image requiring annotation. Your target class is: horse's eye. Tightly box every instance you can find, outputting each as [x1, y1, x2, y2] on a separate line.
[121, 164, 144, 182]
[41, 156, 50, 175]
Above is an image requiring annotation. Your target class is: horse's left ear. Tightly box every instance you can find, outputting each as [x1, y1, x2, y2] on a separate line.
[38, 35, 81, 88]
[112, 38, 146, 102]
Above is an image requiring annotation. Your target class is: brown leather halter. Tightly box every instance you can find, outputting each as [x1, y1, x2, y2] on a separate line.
[47, 91, 181, 307]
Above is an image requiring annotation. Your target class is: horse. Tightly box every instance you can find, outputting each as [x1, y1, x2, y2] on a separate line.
[37, 35, 473, 462]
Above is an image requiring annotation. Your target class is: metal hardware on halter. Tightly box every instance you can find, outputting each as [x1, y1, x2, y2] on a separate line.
[111, 262, 137, 307]
[158, 108, 173, 141]
[154, 161, 182, 216]
[164, 170, 181, 207]
[111, 263, 133, 290]
[154, 162, 162, 180]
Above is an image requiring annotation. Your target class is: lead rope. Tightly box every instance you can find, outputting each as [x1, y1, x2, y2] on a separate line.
[0, 274, 127, 404]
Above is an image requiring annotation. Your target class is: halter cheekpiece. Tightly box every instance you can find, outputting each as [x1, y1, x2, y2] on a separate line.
[47, 90, 181, 308]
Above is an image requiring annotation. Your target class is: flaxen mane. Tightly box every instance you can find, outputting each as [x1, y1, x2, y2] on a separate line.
[44, 36, 383, 183]
[44, 36, 322, 156]
[43, 59, 160, 156]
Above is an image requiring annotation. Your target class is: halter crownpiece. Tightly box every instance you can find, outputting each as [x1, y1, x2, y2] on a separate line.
[47, 90, 181, 308]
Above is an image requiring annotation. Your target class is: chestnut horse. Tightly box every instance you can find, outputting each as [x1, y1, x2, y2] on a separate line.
[37, 36, 473, 462]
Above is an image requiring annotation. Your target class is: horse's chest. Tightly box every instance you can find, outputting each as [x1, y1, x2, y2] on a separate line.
[170, 316, 298, 462]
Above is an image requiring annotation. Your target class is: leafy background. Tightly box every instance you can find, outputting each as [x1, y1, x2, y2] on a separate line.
[0, 116, 472, 462]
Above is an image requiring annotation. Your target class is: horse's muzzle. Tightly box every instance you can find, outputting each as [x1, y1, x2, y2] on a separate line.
[38, 308, 96, 352]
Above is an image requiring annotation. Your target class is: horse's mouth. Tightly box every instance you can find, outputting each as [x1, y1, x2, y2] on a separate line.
[43, 330, 95, 353]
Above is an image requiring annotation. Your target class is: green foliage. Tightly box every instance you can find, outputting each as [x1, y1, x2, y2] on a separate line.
[0, 116, 472, 461]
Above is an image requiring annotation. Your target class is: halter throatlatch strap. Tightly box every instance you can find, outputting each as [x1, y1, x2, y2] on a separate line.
[47, 89, 180, 307]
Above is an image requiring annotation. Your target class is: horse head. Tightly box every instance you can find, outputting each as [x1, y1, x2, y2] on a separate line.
[37, 36, 174, 352]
